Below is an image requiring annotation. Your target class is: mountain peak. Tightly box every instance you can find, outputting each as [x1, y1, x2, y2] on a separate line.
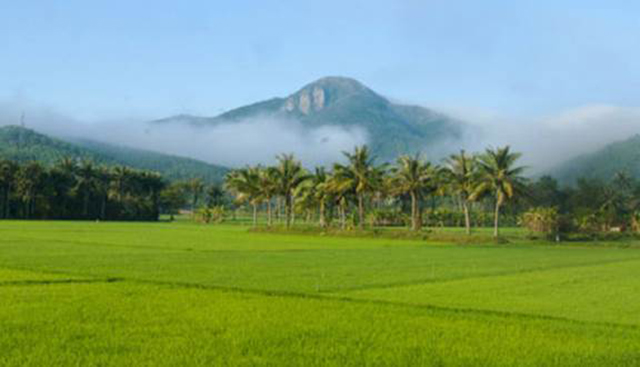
[284, 76, 380, 115]
[151, 76, 465, 161]
[305, 76, 368, 90]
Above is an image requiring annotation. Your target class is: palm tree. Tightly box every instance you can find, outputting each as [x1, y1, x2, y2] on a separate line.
[272, 154, 309, 228]
[225, 167, 261, 227]
[95, 166, 112, 220]
[206, 184, 226, 208]
[110, 166, 131, 202]
[141, 171, 165, 220]
[257, 167, 278, 226]
[0, 159, 18, 219]
[187, 178, 205, 217]
[325, 170, 351, 229]
[295, 167, 330, 227]
[16, 161, 46, 219]
[391, 154, 437, 231]
[160, 182, 187, 221]
[75, 161, 99, 218]
[50, 158, 78, 219]
[444, 150, 478, 235]
[333, 145, 384, 229]
[312, 167, 331, 228]
[471, 146, 526, 237]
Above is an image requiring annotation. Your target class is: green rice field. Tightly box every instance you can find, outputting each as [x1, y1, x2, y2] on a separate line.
[1, 221, 640, 366]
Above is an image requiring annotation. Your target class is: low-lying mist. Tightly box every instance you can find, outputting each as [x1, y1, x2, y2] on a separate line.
[0, 101, 368, 167]
[2, 100, 640, 174]
[112, 118, 369, 167]
[447, 104, 640, 174]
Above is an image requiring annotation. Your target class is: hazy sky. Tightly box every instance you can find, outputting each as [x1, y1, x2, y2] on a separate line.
[1, 0, 639, 121]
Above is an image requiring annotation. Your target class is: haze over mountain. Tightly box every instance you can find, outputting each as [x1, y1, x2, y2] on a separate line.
[153, 77, 466, 162]
[0, 125, 228, 182]
[3, 77, 640, 178]
[548, 134, 640, 185]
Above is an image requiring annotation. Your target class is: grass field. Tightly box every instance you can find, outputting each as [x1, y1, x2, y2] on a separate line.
[1, 221, 640, 366]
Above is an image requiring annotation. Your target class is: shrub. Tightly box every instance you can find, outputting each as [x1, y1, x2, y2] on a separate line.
[366, 209, 409, 227]
[195, 205, 226, 224]
[521, 207, 560, 239]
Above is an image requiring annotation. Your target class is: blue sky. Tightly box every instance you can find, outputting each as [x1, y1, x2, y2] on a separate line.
[1, 0, 639, 120]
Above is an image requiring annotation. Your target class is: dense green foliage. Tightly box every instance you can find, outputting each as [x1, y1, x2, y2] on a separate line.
[221, 144, 640, 240]
[526, 172, 640, 236]
[153, 77, 464, 161]
[549, 134, 640, 185]
[0, 159, 164, 220]
[225, 145, 527, 237]
[0, 125, 228, 182]
[1, 221, 639, 365]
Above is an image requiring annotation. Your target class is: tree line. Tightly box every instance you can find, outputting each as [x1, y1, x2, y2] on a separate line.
[224, 145, 526, 237]
[223, 144, 640, 239]
[4, 144, 639, 239]
[0, 158, 165, 220]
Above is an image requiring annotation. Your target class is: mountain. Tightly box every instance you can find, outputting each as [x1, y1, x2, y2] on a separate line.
[153, 76, 466, 161]
[0, 125, 228, 182]
[549, 135, 640, 185]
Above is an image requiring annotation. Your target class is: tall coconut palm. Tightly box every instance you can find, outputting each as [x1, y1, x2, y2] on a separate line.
[225, 167, 261, 227]
[325, 169, 352, 229]
[391, 154, 437, 231]
[141, 171, 165, 220]
[187, 178, 205, 217]
[16, 161, 46, 219]
[272, 154, 309, 228]
[295, 167, 330, 227]
[95, 166, 112, 220]
[471, 146, 526, 237]
[257, 166, 278, 226]
[444, 150, 478, 235]
[50, 158, 78, 219]
[75, 160, 99, 218]
[333, 145, 384, 229]
[0, 159, 18, 219]
[312, 167, 331, 228]
[110, 166, 131, 203]
[206, 184, 226, 208]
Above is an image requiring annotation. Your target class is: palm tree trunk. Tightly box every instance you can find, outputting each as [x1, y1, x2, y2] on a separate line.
[1, 187, 7, 219]
[493, 200, 501, 238]
[319, 201, 326, 228]
[463, 201, 471, 235]
[285, 194, 291, 228]
[252, 203, 257, 228]
[7, 186, 12, 219]
[340, 201, 346, 230]
[267, 198, 272, 227]
[3, 187, 8, 219]
[83, 191, 90, 218]
[410, 191, 418, 231]
[101, 195, 107, 220]
[358, 194, 365, 230]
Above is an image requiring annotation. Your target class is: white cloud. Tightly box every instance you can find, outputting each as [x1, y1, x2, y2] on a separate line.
[3, 98, 640, 174]
[439, 104, 640, 173]
[0, 101, 368, 168]
[130, 117, 368, 167]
